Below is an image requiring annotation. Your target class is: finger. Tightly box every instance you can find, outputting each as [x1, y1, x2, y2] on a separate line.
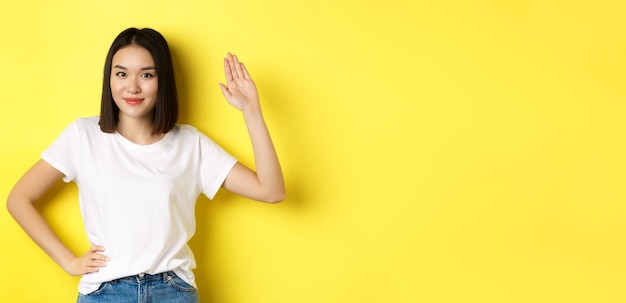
[232, 53, 244, 79]
[85, 265, 104, 273]
[227, 53, 238, 80]
[86, 263, 106, 272]
[91, 245, 105, 252]
[88, 259, 108, 267]
[241, 63, 252, 81]
[223, 58, 233, 82]
[91, 253, 110, 262]
[218, 83, 231, 98]
[83, 267, 99, 274]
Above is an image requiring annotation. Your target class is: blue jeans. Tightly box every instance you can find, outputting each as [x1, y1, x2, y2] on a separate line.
[77, 271, 199, 303]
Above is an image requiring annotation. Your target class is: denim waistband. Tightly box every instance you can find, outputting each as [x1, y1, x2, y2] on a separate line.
[109, 271, 175, 284]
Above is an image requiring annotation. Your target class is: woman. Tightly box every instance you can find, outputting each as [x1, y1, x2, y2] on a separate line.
[6, 27, 285, 302]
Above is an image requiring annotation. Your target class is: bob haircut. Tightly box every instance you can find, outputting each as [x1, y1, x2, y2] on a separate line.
[99, 27, 178, 135]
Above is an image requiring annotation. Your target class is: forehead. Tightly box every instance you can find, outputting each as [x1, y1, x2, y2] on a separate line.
[112, 45, 155, 67]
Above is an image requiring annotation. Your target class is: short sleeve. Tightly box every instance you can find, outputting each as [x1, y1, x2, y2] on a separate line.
[198, 133, 238, 200]
[41, 121, 80, 183]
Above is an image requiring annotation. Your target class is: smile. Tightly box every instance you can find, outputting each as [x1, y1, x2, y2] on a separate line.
[123, 98, 144, 105]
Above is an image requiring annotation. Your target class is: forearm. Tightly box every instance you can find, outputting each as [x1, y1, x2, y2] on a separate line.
[242, 108, 285, 201]
[219, 52, 285, 202]
[7, 197, 76, 272]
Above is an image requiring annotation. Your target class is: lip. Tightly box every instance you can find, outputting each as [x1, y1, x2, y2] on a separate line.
[123, 98, 144, 105]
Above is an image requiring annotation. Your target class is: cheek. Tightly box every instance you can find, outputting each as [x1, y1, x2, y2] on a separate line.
[110, 79, 123, 94]
[145, 82, 159, 97]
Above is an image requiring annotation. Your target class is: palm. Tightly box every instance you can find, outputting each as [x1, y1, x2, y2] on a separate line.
[219, 53, 259, 111]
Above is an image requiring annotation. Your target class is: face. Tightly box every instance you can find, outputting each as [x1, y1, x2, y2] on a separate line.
[110, 45, 158, 122]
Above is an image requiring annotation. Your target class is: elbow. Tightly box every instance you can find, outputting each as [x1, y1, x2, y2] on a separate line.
[5, 199, 12, 216]
[6, 192, 20, 218]
[258, 180, 286, 204]
[6, 189, 34, 218]
[263, 189, 286, 204]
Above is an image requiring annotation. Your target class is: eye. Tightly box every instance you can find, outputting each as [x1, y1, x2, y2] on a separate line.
[115, 71, 126, 77]
[141, 73, 155, 78]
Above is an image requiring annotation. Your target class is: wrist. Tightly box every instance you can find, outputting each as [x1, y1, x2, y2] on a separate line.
[57, 251, 78, 274]
[242, 105, 263, 120]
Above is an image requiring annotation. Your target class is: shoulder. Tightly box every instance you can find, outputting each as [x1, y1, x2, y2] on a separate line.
[56, 117, 108, 141]
[44, 117, 101, 155]
[175, 123, 205, 139]
[52, 116, 99, 137]
[71, 116, 100, 130]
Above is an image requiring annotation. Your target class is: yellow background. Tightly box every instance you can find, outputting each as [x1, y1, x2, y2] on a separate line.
[1, 0, 625, 302]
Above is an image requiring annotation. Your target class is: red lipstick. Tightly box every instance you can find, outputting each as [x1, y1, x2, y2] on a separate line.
[123, 98, 143, 105]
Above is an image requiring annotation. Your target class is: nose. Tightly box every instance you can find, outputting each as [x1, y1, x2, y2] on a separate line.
[126, 77, 141, 94]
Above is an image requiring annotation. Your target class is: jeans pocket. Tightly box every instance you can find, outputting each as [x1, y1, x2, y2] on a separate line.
[165, 273, 197, 293]
[78, 281, 111, 299]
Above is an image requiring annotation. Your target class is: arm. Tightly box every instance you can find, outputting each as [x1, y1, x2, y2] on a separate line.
[6, 160, 109, 276]
[218, 53, 285, 203]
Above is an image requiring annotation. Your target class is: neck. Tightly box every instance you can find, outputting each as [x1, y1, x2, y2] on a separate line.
[116, 115, 163, 145]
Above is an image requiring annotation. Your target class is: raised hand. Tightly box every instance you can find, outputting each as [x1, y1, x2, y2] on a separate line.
[218, 53, 260, 113]
[217, 53, 285, 203]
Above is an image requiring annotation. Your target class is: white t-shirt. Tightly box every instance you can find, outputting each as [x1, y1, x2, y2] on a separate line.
[41, 117, 237, 295]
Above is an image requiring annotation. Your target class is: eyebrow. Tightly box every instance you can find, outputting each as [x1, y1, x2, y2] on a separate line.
[113, 65, 156, 70]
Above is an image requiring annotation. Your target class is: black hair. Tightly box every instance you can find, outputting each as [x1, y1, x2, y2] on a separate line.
[99, 27, 178, 134]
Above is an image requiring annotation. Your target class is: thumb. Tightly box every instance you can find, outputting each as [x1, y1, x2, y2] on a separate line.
[218, 83, 231, 98]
